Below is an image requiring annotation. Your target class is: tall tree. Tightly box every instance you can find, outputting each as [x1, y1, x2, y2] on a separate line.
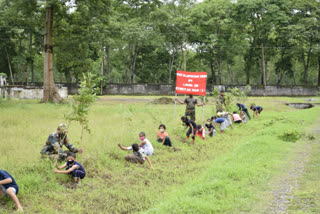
[43, 5, 62, 103]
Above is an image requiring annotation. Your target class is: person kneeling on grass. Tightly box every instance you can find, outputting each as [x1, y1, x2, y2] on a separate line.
[232, 111, 244, 124]
[157, 124, 173, 147]
[118, 143, 153, 169]
[138, 132, 154, 156]
[240, 111, 247, 124]
[181, 116, 197, 144]
[54, 152, 86, 185]
[205, 119, 216, 137]
[0, 170, 23, 212]
[211, 116, 228, 133]
[196, 124, 206, 140]
[41, 123, 83, 161]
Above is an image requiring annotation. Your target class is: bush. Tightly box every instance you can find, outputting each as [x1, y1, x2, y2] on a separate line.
[279, 130, 302, 143]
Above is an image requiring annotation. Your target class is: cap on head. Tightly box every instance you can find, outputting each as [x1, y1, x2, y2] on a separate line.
[58, 123, 68, 133]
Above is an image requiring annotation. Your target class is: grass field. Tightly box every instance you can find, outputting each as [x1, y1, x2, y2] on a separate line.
[0, 96, 319, 213]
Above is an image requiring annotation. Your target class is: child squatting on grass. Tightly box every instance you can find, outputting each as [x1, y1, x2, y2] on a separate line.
[205, 119, 216, 137]
[240, 111, 247, 124]
[54, 152, 86, 185]
[0, 170, 23, 212]
[196, 124, 206, 140]
[157, 124, 173, 147]
[181, 116, 197, 144]
[138, 132, 154, 156]
[118, 143, 153, 169]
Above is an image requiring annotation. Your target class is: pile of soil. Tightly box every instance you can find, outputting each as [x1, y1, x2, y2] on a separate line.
[151, 97, 174, 104]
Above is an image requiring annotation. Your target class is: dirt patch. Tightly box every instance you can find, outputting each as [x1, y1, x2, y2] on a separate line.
[101, 173, 112, 180]
[63, 182, 78, 189]
[265, 119, 320, 214]
[98, 97, 152, 102]
[150, 97, 174, 104]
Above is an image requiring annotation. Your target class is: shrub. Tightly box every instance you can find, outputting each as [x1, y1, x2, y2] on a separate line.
[279, 130, 302, 143]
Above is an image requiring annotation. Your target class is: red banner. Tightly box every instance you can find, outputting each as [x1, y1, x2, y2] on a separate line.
[175, 70, 207, 96]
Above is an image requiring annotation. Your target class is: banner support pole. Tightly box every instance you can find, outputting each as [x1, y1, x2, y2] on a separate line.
[202, 96, 205, 124]
[174, 93, 177, 120]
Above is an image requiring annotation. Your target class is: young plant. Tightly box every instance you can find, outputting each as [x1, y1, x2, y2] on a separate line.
[65, 73, 100, 144]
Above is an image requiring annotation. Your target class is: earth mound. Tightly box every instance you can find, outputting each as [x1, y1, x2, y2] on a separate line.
[151, 97, 174, 104]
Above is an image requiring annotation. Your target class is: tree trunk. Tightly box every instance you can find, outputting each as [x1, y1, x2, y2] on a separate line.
[29, 32, 34, 83]
[100, 44, 104, 95]
[129, 44, 139, 84]
[183, 44, 187, 71]
[216, 56, 221, 85]
[42, 5, 63, 103]
[67, 70, 72, 83]
[318, 53, 320, 86]
[267, 58, 272, 83]
[168, 50, 175, 84]
[106, 45, 111, 83]
[210, 59, 216, 84]
[261, 43, 266, 88]
[124, 64, 128, 84]
[5, 46, 14, 84]
[24, 64, 28, 85]
[303, 46, 312, 85]
[228, 64, 233, 84]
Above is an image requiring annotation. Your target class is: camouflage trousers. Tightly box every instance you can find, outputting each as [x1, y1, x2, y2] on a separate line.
[40, 142, 68, 161]
[125, 155, 144, 164]
[185, 109, 196, 122]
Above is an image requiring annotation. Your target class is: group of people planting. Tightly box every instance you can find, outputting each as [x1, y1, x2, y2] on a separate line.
[177, 92, 263, 144]
[0, 92, 263, 212]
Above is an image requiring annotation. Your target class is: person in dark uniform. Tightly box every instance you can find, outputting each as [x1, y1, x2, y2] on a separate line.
[176, 94, 205, 122]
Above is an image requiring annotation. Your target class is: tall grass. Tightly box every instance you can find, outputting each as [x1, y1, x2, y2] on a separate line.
[0, 97, 318, 213]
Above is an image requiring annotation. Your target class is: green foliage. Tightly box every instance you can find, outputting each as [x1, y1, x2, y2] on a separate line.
[65, 73, 100, 141]
[279, 130, 303, 143]
[1, 0, 319, 85]
[226, 85, 250, 109]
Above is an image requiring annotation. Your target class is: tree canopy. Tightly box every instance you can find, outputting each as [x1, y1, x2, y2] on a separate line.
[0, 0, 319, 86]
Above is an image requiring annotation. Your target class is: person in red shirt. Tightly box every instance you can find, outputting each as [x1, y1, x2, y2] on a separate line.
[157, 124, 172, 147]
[196, 124, 206, 140]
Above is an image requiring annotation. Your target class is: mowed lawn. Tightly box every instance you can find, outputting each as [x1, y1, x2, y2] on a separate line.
[0, 96, 319, 213]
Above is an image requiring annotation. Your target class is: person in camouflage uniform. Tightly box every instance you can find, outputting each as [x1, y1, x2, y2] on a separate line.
[40, 124, 83, 161]
[216, 92, 226, 113]
[175, 94, 205, 122]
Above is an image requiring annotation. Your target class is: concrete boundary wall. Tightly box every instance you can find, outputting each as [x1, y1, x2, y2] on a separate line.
[101, 84, 320, 96]
[0, 86, 68, 99]
[2, 83, 319, 97]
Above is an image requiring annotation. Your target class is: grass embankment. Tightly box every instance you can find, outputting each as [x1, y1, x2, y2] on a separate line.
[0, 96, 318, 213]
